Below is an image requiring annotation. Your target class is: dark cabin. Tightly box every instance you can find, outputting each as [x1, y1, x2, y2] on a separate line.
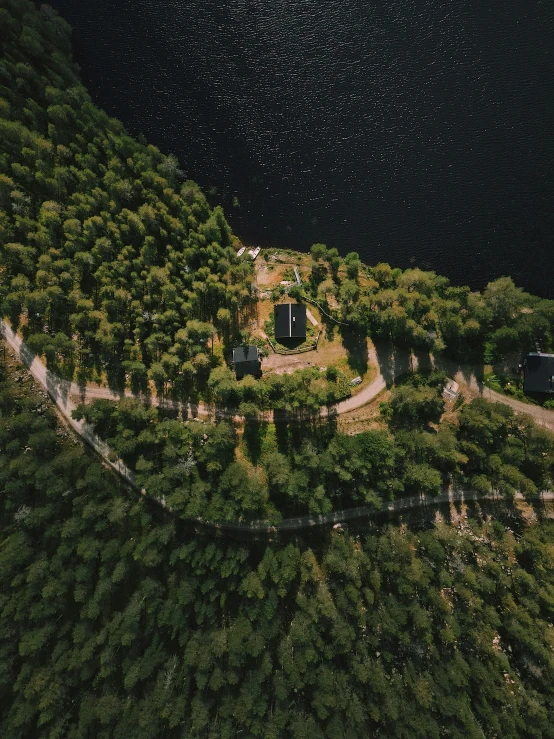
[523, 353, 554, 395]
[274, 303, 307, 341]
[232, 346, 261, 379]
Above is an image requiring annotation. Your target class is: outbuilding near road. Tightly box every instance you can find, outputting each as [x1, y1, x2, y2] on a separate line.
[523, 353, 554, 395]
[233, 346, 262, 379]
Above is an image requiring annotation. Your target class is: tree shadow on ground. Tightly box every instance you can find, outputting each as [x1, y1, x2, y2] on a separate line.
[373, 342, 487, 395]
[433, 353, 486, 394]
[271, 413, 336, 457]
[273, 416, 292, 455]
[158, 405, 179, 421]
[323, 318, 336, 342]
[492, 352, 522, 377]
[17, 340, 74, 409]
[179, 385, 210, 421]
[358, 488, 535, 537]
[243, 419, 269, 464]
[373, 342, 414, 387]
[277, 337, 312, 351]
[130, 373, 150, 397]
[106, 363, 126, 395]
[287, 414, 337, 451]
[341, 327, 369, 375]
[412, 348, 433, 375]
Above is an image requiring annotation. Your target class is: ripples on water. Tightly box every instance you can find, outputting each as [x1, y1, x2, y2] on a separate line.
[53, 0, 554, 296]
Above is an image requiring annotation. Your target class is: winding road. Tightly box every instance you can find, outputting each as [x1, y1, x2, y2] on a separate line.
[187, 489, 554, 534]
[4, 319, 553, 429]
[0, 320, 142, 491]
[2, 318, 554, 534]
[335, 344, 554, 433]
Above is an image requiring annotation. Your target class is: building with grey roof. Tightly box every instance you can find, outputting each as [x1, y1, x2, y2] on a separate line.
[523, 353, 554, 395]
[232, 346, 262, 379]
[274, 303, 306, 341]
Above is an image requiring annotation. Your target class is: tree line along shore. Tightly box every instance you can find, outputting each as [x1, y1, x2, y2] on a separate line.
[2, 0, 554, 522]
[2, 2, 554, 737]
[1, 1, 554, 412]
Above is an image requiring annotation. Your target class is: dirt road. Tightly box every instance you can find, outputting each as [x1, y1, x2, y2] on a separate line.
[435, 356, 554, 433]
[0, 321, 141, 490]
[2, 318, 553, 534]
[337, 345, 554, 433]
[3, 319, 554, 433]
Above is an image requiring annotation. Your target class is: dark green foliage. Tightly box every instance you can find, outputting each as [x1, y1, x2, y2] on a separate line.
[74, 374, 554, 522]
[307, 249, 554, 360]
[71, 398, 273, 521]
[2, 7, 554, 733]
[378, 375, 554, 498]
[2, 0, 554, 418]
[387, 384, 445, 428]
[379, 371, 447, 430]
[0, 0, 254, 397]
[71, 398, 396, 519]
[209, 363, 349, 414]
[457, 398, 553, 496]
[3, 361, 554, 737]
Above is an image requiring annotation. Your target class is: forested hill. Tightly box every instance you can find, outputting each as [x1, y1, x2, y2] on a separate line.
[3, 0, 554, 410]
[3, 352, 554, 737]
[0, 0, 254, 392]
[4, 3, 554, 737]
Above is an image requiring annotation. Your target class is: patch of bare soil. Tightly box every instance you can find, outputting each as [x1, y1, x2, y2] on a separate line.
[336, 388, 389, 435]
[514, 496, 539, 525]
[262, 351, 321, 374]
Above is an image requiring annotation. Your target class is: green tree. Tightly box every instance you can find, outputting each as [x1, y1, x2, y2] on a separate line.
[387, 384, 444, 429]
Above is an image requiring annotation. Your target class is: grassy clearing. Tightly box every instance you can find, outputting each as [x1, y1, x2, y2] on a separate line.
[484, 369, 537, 404]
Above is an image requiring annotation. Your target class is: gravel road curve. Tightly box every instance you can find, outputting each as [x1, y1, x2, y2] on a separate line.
[2, 318, 554, 535]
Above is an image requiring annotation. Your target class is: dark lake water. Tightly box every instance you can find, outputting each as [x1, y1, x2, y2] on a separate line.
[52, 0, 554, 297]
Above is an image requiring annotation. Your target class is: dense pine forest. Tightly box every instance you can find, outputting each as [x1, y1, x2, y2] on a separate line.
[0, 0, 254, 397]
[3, 1, 554, 736]
[1, 1, 554, 410]
[3, 353, 554, 738]
[72, 371, 554, 522]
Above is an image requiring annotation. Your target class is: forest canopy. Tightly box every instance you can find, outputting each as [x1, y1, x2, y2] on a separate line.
[3, 3, 554, 738]
[3, 352, 554, 738]
[304, 244, 554, 363]
[1, 1, 554, 414]
[0, 0, 254, 397]
[72, 370, 554, 523]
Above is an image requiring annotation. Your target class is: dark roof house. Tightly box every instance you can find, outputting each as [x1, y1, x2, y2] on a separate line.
[232, 346, 261, 379]
[274, 303, 306, 341]
[523, 353, 554, 394]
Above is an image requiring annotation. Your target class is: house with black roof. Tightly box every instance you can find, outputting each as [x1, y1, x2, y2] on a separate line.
[523, 353, 554, 395]
[232, 346, 261, 379]
[274, 303, 306, 341]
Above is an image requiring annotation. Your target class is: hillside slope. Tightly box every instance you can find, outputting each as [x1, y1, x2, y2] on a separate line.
[0, 0, 253, 397]
[2, 347, 554, 737]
